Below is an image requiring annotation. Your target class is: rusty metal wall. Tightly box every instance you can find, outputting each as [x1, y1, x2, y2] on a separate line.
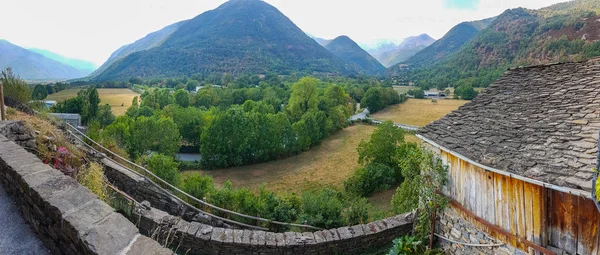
[441, 150, 600, 254]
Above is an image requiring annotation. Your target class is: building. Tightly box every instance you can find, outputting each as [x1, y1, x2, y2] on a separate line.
[424, 91, 446, 98]
[44, 100, 57, 108]
[49, 113, 81, 127]
[419, 59, 600, 254]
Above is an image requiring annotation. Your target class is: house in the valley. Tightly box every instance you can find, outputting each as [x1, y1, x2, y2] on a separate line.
[419, 59, 600, 255]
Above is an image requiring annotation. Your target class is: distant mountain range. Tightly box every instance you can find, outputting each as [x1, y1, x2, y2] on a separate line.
[0, 40, 89, 80]
[325, 36, 385, 75]
[371, 34, 436, 67]
[28, 48, 97, 74]
[93, 0, 377, 81]
[390, 0, 600, 88]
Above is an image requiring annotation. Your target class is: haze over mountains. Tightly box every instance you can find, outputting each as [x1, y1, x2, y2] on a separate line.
[370, 34, 436, 67]
[0, 40, 89, 80]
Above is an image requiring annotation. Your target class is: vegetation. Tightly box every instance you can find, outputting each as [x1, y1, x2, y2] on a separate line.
[47, 88, 140, 116]
[77, 163, 107, 201]
[1, 67, 32, 104]
[325, 36, 386, 75]
[94, 0, 363, 81]
[361, 87, 405, 113]
[51, 87, 117, 126]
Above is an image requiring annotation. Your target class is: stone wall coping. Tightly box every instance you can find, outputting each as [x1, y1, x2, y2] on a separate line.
[0, 133, 172, 255]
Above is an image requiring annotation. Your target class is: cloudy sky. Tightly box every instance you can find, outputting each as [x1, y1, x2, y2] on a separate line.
[0, 0, 569, 66]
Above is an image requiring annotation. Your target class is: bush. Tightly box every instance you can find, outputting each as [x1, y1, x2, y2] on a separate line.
[387, 235, 442, 255]
[342, 198, 371, 225]
[183, 174, 215, 201]
[1, 67, 32, 104]
[299, 188, 346, 229]
[77, 163, 107, 201]
[344, 163, 397, 197]
[146, 153, 181, 187]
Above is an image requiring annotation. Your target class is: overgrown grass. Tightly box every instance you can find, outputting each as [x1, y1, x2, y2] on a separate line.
[46, 88, 140, 116]
[371, 99, 469, 127]
[77, 162, 107, 201]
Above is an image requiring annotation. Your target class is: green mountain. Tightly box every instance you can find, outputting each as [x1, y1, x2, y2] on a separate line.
[393, 0, 600, 89]
[95, 0, 361, 81]
[325, 35, 385, 75]
[88, 20, 187, 79]
[312, 36, 332, 47]
[375, 34, 435, 67]
[28, 48, 97, 74]
[0, 40, 88, 80]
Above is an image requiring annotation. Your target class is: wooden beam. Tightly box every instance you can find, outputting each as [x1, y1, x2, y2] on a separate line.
[448, 198, 557, 255]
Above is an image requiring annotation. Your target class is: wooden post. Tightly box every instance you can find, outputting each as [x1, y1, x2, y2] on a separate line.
[429, 208, 437, 249]
[0, 82, 5, 121]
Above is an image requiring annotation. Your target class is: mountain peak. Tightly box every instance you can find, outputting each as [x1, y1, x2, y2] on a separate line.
[325, 35, 385, 75]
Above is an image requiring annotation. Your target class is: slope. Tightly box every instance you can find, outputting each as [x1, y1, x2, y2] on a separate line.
[95, 0, 360, 80]
[402, 0, 600, 89]
[28, 48, 97, 74]
[88, 20, 187, 79]
[0, 40, 88, 80]
[325, 36, 385, 75]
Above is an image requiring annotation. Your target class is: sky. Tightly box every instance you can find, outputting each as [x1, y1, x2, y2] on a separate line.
[0, 0, 569, 66]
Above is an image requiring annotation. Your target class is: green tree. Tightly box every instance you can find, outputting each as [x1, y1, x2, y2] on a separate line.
[87, 88, 100, 121]
[299, 188, 346, 229]
[97, 104, 116, 127]
[31, 85, 48, 100]
[186, 79, 200, 92]
[361, 87, 384, 113]
[174, 89, 190, 108]
[357, 121, 404, 167]
[183, 174, 215, 200]
[146, 153, 181, 187]
[287, 77, 319, 121]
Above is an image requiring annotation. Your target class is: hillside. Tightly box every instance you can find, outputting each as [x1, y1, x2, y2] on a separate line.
[375, 34, 435, 67]
[325, 36, 385, 75]
[28, 48, 97, 74]
[88, 20, 187, 79]
[0, 40, 88, 80]
[396, 0, 600, 89]
[312, 37, 332, 47]
[95, 0, 361, 80]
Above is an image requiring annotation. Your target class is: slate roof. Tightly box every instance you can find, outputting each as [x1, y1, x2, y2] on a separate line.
[420, 58, 600, 191]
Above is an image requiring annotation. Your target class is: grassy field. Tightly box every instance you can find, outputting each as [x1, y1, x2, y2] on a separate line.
[392, 86, 416, 94]
[185, 125, 420, 195]
[47, 88, 140, 116]
[371, 98, 468, 127]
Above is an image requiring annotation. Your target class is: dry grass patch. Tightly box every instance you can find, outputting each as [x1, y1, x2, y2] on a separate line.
[185, 125, 423, 195]
[47, 88, 140, 116]
[371, 98, 468, 127]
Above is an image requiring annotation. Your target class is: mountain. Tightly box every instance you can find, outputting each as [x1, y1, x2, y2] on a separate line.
[28, 48, 97, 74]
[0, 40, 88, 80]
[392, 0, 600, 88]
[95, 0, 361, 81]
[374, 34, 435, 67]
[312, 37, 332, 47]
[324, 36, 385, 75]
[88, 20, 187, 79]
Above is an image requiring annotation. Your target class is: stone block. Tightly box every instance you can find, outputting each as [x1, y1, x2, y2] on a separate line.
[348, 225, 364, 238]
[21, 168, 63, 189]
[126, 235, 173, 255]
[83, 213, 139, 255]
[63, 199, 114, 242]
[336, 227, 352, 239]
[233, 229, 244, 244]
[196, 225, 213, 241]
[300, 232, 316, 245]
[251, 231, 266, 246]
[284, 232, 299, 246]
[265, 232, 276, 247]
[210, 227, 225, 243]
[242, 230, 253, 246]
[46, 185, 97, 215]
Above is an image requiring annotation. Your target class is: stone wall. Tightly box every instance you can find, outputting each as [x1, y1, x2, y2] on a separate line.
[436, 207, 525, 255]
[0, 133, 172, 255]
[102, 159, 218, 226]
[134, 205, 414, 255]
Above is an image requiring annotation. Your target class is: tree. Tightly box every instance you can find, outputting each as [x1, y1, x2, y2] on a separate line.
[1, 67, 32, 104]
[97, 104, 116, 127]
[455, 84, 478, 100]
[357, 121, 404, 167]
[299, 188, 346, 229]
[174, 89, 190, 108]
[361, 87, 384, 113]
[186, 80, 200, 92]
[31, 85, 48, 100]
[146, 153, 181, 186]
[87, 88, 100, 122]
[287, 77, 319, 121]
[128, 116, 181, 159]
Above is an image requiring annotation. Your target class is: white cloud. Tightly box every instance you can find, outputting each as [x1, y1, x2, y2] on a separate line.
[0, 0, 568, 66]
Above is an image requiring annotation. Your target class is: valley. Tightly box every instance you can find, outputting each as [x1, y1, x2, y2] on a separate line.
[371, 98, 469, 127]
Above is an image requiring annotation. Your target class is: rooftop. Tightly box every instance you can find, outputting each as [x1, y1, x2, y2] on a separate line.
[420, 58, 600, 191]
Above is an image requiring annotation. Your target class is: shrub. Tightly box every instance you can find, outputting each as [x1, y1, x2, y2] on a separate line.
[299, 188, 346, 229]
[387, 235, 442, 255]
[77, 162, 107, 201]
[342, 198, 371, 225]
[1, 67, 32, 104]
[182, 173, 215, 201]
[146, 153, 181, 187]
[344, 163, 396, 197]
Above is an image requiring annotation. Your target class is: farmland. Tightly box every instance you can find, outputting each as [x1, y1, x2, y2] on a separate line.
[46, 88, 140, 116]
[371, 98, 469, 127]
